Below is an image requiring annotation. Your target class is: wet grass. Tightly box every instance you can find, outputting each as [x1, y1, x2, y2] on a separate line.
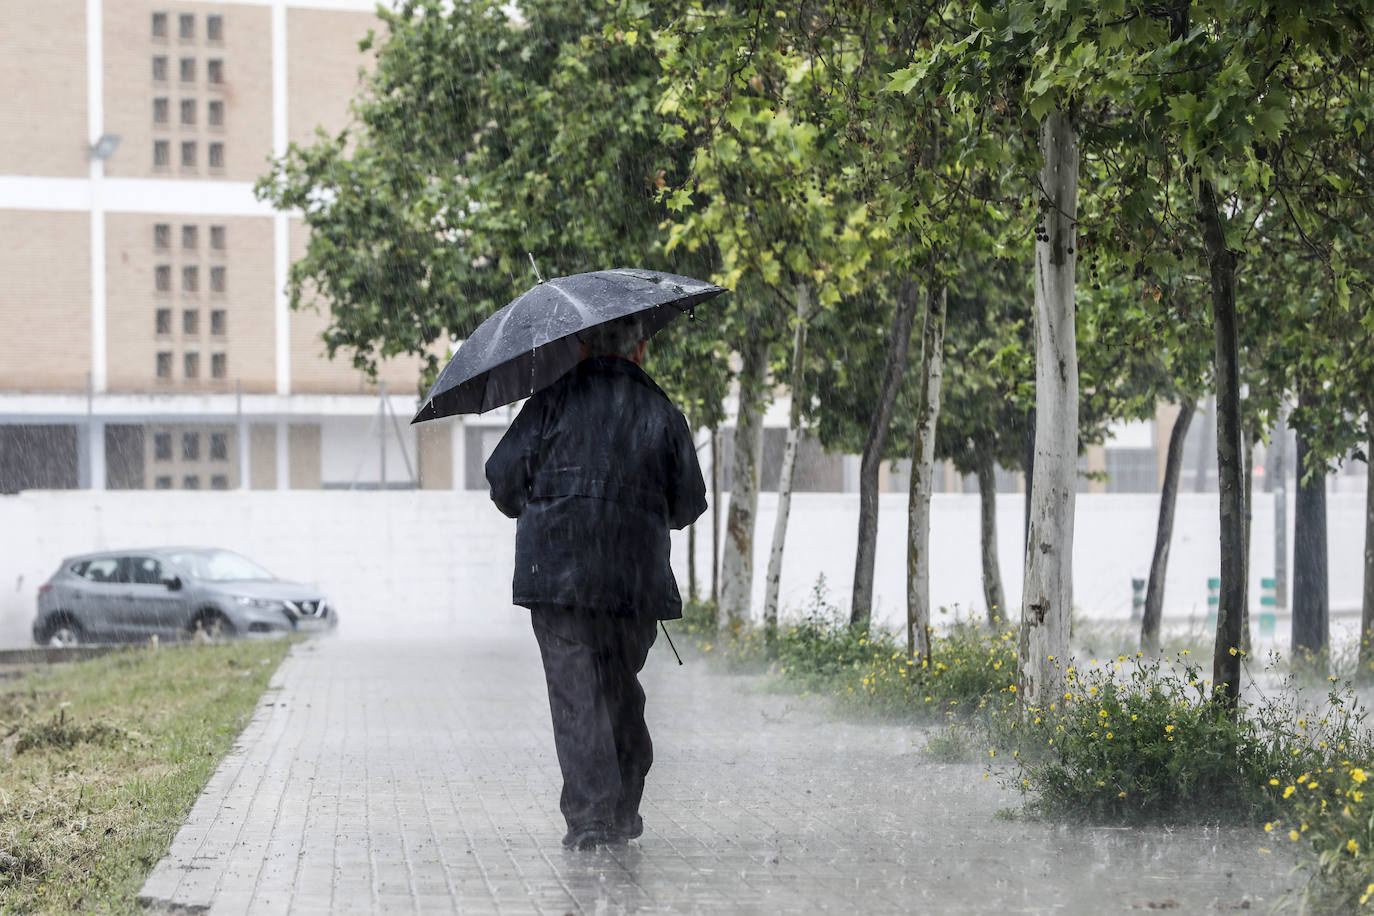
[0, 638, 293, 913]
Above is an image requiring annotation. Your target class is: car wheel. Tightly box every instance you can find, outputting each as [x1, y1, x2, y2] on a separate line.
[45, 619, 82, 647]
[190, 611, 236, 643]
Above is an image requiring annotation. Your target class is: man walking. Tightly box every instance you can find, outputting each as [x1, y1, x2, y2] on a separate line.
[485, 314, 707, 850]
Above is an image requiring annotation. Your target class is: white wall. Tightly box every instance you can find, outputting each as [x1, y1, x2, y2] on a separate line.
[1, 490, 1366, 649]
[684, 492, 1368, 635]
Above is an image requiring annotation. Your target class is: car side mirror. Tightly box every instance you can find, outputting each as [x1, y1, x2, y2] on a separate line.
[164, 576, 183, 591]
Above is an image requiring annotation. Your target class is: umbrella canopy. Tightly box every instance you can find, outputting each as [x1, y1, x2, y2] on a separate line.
[411, 268, 727, 421]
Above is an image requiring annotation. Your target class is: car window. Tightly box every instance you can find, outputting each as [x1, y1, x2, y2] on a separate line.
[126, 556, 166, 585]
[77, 558, 121, 583]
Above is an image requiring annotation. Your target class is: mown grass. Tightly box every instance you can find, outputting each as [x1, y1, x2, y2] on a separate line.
[0, 638, 294, 913]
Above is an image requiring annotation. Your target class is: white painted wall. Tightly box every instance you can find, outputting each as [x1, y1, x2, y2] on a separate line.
[1, 490, 1366, 649]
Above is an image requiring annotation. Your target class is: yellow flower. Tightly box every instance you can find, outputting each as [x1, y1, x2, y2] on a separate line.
[1289, 830, 1300, 841]
[1283, 785, 1296, 799]
[1105, 732, 1113, 739]
[1362, 883, 1374, 906]
[1117, 791, 1126, 798]
[1307, 782, 1318, 790]
[1348, 839, 1360, 855]
[1351, 768, 1367, 784]
[1165, 724, 1175, 733]
[1268, 779, 1279, 786]
[1264, 823, 1274, 832]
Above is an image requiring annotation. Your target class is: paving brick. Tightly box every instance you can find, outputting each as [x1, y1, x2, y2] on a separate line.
[142, 632, 1300, 914]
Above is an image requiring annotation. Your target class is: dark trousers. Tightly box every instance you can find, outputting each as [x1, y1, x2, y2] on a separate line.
[530, 605, 658, 832]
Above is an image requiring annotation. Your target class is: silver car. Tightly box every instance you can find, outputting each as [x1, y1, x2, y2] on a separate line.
[32, 547, 339, 646]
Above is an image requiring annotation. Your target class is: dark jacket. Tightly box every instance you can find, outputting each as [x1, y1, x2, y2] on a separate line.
[485, 357, 708, 619]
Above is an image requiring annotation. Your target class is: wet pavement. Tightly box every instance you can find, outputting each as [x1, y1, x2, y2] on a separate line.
[140, 626, 1300, 914]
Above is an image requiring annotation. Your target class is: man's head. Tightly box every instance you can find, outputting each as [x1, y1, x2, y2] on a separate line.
[576, 315, 648, 366]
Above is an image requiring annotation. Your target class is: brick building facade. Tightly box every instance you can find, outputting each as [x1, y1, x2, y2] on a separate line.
[0, 0, 458, 493]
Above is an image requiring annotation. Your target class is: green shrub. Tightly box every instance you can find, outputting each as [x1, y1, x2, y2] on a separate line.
[1002, 652, 1368, 825]
[1266, 737, 1374, 912]
[677, 580, 1018, 720]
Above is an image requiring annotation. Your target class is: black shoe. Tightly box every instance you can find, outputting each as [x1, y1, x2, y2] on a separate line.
[616, 814, 644, 840]
[562, 823, 617, 851]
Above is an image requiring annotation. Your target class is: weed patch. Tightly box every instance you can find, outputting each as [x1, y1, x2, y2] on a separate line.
[999, 653, 1370, 826]
[0, 638, 293, 912]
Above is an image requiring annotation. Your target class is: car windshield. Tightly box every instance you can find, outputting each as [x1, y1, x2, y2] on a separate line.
[166, 549, 275, 582]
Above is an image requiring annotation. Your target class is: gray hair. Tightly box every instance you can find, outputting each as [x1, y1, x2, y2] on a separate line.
[575, 314, 645, 359]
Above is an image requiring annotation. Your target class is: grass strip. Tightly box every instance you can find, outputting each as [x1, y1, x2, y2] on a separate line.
[0, 638, 294, 913]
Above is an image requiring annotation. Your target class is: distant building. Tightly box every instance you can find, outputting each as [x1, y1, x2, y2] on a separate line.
[0, 0, 454, 493]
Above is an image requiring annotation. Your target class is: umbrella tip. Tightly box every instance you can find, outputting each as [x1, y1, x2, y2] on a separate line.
[527, 252, 545, 284]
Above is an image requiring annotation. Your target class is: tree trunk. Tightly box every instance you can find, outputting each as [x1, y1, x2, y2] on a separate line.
[975, 447, 1006, 626]
[1195, 394, 1215, 492]
[719, 322, 769, 635]
[1018, 109, 1079, 713]
[1141, 400, 1195, 653]
[1358, 423, 1374, 683]
[1195, 175, 1245, 709]
[1023, 406, 1035, 556]
[1292, 395, 1329, 671]
[763, 284, 810, 638]
[850, 277, 922, 626]
[1241, 424, 1255, 654]
[711, 429, 721, 607]
[688, 520, 697, 603]
[907, 284, 947, 662]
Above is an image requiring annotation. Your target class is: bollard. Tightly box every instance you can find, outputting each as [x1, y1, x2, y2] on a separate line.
[1131, 578, 1146, 621]
[1206, 576, 1220, 631]
[1259, 577, 1277, 636]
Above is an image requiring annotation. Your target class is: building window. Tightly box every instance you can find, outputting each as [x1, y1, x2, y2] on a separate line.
[210, 474, 229, 490]
[183, 309, 199, 335]
[152, 12, 168, 38]
[154, 476, 172, 490]
[211, 352, 227, 378]
[154, 432, 172, 460]
[182, 265, 198, 292]
[207, 99, 224, 127]
[155, 264, 172, 292]
[153, 140, 170, 167]
[210, 433, 228, 460]
[182, 475, 201, 490]
[181, 140, 196, 168]
[154, 223, 170, 248]
[180, 98, 195, 125]
[152, 56, 168, 81]
[209, 225, 226, 250]
[179, 57, 195, 83]
[184, 352, 200, 379]
[207, 59, 223, 84]
[153, 98, 169, 124]
[210, 266, 226, 293]
[207, 15, 223, 42]
[182, 432, 200, 460]
[208, 142, 224, 169]
[155, 308, 172, 334]
[210, 309, 226, 335]
[156, 352, 172, 379]
[182, 224, 197, 249]
[178, 13, 194, 40]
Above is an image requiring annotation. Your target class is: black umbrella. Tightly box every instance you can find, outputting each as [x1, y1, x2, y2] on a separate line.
[411, 268, 727, 422]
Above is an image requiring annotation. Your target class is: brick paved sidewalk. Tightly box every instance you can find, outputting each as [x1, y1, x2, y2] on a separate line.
[141, 625, 1298, 914]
